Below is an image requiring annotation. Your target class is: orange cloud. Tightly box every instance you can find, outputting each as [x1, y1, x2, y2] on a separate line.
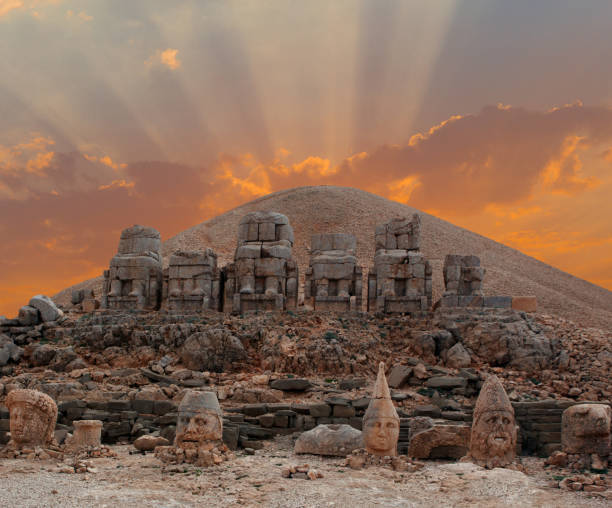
[0, 0, 62, 18]
[146, 48, 181, 70]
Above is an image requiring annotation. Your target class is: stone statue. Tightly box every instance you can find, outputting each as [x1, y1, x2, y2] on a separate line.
[368, 214, 432, 313]
[562, 403, 610, 469]
[222, 212, 298, 312]
[440, 254, 485, 307]
[464, 375, 517, 468]
[363, 362, 400, 456]
[304, 233, 362, 312]
[102, 225, 163, 310]
[175, 390, 223, 447]
[155, 390, 232, 467]
[163, 249, 221, 312]
[5, 389, 58, 448]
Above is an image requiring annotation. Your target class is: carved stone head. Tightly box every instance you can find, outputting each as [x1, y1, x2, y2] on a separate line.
[5, 389, 57, 448]
[562, 404, 611, 457]
[175, 391, 223, 448]
[363, 362, 400, 456]
[468, 375, 517, 467]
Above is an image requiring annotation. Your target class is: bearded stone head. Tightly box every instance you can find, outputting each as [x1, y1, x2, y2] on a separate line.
[363, 362, 400, 457]
[467, 375, 517, 468]
[5, 389, 57, 448]
[175, 391, 223, 448]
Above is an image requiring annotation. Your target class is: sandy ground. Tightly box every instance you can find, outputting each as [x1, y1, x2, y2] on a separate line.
[0, 436, 609, 508]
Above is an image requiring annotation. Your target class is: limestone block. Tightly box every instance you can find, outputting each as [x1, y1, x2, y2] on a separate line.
[18, 306, 40, 326]
[277, 224, 294, 243]
[261, 244, 292, 259]
[255, 258, 286, 277]
[512, 296, 537, 312]
[237, 223, 249, 241]
[332, 234, 356, 252]
[484, 296, 512, 308]
[295, 424, 363, 456]
[258, 222, 276, 241]
[236, 245, 261, 259]
[312, 234, 333, 252]
[313, 262, 355, 281]
[247, 223, 259, 241]
[385, 232, 397, 250]
[67, 420, 102, 451]
[82, 299, 100, 313]
[117, 225, 161, 257]
[28, 295, 63, 322]
[408, 424, 470, 459]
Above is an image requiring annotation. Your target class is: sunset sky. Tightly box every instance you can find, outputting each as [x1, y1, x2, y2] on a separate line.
[1, 0, 612, 317]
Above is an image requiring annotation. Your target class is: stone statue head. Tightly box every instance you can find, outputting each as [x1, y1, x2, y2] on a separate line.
[468, 375, 517, 467]
[175, 391, 223, 447]
[5, 389, 58, 448]
[562, 403, 611, 456]
[363, 362, 400, 456]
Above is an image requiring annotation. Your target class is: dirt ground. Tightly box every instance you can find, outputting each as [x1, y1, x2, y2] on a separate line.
[0, 435, 609, 508]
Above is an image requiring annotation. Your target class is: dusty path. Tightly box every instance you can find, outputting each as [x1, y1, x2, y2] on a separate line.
[0, 437, 608, 507]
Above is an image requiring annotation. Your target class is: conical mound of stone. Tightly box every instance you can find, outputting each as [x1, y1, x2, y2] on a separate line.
[465, 374, 517, 468]
[363, 362, 400, 456]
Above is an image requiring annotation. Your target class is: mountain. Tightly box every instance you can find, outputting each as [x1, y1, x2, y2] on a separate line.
[55, 186, 612, 330]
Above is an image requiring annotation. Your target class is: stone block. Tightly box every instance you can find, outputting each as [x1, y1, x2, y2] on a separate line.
[28, 295, 63, 322]
[153, 400, 177, 416]
[484, 296, 512, 308]
[258, 222, 276, 241]
[426, 376, 467, 389]
[333, 405, 355, 418]
[308, 404, 331, 418]
[243, 404, 268, 417]
[131, 399, 154, 414]
[387, 365, 412, 388]
[254, 258, 285, 277]
[18, 306, 40, 326]
[270, 378, 311, 391]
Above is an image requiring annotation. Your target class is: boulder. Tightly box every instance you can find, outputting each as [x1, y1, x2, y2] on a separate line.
[28, 295, 63, 322]
[0, 335, 23, 366]
[180, 329, 247, 372]
[133, 434, 170, 451]
[18, 306, 40, 326]
[425, 376, 467, 389]
[408, 424, 471, 459]
[445, 343, 471, 369]
[295, 424, 363, 456]
[387, 365, 412, 388]
[31, 344, 57, 366]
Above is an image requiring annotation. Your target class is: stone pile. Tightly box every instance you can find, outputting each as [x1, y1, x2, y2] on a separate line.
[223, 212, 298, 313]
[280, 463, 323, 480]
[304, 233, 362, 312]
[102, 225, 163, 311]
[163, 249, 221, 312]
[345, 447, 424, 472]
[368, 214, 432, 313]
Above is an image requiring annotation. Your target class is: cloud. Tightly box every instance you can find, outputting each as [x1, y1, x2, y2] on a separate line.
[145, 48, 181, 70]
[0, 0, 61, 18]
[65, 9, 92, 22]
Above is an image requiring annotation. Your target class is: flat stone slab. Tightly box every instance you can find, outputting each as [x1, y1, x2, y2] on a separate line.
[295, 424, 363, 456]
[270, 378, 312, 391]
[425, 376, 468, 389]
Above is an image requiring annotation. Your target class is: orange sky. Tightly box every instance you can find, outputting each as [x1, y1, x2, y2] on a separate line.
[1, 2, 612, 317]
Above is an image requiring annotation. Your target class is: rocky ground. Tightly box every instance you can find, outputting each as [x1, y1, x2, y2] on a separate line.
[0, 435, 609, 508]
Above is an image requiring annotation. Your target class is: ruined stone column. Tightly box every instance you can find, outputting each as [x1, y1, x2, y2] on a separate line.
[67, 420, 103, 451]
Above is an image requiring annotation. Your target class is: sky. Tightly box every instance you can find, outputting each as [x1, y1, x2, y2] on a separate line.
[1, 0, 612, 316]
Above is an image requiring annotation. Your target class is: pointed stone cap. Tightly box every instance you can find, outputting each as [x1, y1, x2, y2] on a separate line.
[364, 362, 398, 421]
[473, 375, 513, 420]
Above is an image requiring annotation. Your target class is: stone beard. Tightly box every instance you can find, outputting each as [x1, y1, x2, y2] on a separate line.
[175, 408, 223, 448]
[470, 409, 517, 466]
[5, 389, 58, 448]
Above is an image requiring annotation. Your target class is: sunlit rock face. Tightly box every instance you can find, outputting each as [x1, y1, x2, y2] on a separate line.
[368, 214, 432, 313]
[102, 225, 163, 311]
[562, 404, 611, 458]
[222, 212, 298, 312]
[5, 389, 58, 448]
[175, 391, 223, 448]
[465, 375, 517, 468]
[363, 362, 400, 457]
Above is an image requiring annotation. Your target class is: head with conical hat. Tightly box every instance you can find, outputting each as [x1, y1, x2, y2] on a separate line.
[468, 375, 517, 467]
[176, 390, 223, 446]
[363, 362, 400, 456]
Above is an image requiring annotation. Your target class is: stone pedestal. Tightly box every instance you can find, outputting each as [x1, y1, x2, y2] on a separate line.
[68, 420, 103, 450]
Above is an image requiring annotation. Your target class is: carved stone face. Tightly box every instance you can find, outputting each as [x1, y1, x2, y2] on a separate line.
[472, 410, 516, 459]
[562, 404, 611, 456]
[363, 416, 399, 456]
[176, 409, 222, 446]
[6, 389, 57, 448]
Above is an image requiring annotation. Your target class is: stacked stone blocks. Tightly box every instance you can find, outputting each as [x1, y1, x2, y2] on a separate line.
[305, 233, 362, 312]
